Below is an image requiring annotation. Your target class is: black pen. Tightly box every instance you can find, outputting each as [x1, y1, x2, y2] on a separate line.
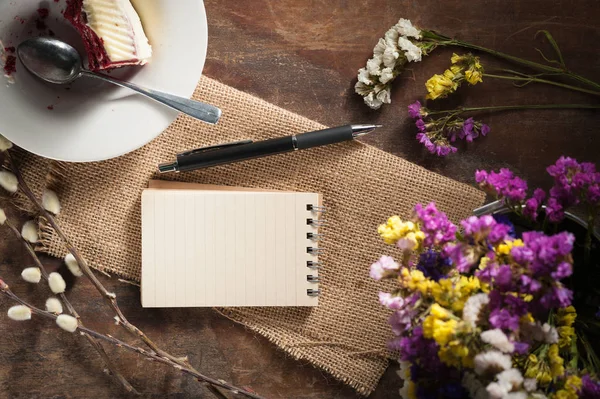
[158, 124, 381, 173]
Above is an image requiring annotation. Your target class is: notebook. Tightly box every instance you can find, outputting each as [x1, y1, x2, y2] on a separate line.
[140, 180, 323, 307]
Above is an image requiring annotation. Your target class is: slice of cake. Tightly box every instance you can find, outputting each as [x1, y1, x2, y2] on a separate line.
[64, 0, 152, 71]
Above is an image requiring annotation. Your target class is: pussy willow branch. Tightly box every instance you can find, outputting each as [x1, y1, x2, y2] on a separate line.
[3, 218, 138, 395]
[3, 152, 258, 398]
[0, 280, 263, 399]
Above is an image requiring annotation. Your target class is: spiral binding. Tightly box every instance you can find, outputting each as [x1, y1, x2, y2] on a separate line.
[306, 203, 326, 298]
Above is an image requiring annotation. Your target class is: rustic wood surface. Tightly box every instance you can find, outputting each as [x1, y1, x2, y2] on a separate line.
[1, 0, 599, 398]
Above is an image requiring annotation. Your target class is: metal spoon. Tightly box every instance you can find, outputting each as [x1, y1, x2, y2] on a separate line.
[17, 37, 221, 124]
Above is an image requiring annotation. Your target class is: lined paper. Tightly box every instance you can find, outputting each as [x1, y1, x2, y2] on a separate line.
[141, 187, 320, 307]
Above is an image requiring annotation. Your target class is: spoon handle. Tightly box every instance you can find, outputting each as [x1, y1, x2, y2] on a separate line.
[81, 71, 222, 124]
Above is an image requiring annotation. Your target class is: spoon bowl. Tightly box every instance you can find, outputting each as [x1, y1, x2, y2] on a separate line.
[18, 37, 83, 84]
[17, 37, 221, 124]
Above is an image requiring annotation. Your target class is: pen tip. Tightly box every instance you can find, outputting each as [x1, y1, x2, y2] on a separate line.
[375, 125, 383, 128]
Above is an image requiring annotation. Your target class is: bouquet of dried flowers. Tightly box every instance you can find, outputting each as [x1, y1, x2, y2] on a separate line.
[371, 156, 599, 398]
[0, 135, 263, 398]
[355, 18, 600, 156]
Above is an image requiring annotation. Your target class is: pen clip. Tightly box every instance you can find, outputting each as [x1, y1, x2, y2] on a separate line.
[177, 140, 253, 157]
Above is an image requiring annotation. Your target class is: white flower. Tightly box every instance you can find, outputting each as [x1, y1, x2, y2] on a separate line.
[0, 134, 13, 152]
[21, 267, 42, 284]
[373, 38, 387, 57]
[45, 298, 63, 314]
[397, 360, 411, 380]
[42, 189, 61, 215]
[48, 272, 66, 294]
[21, 220, 39, 244]
[497, 368, 524, 391]
[0, 170, 18, 193]
[379, 67, 394, 84]
[378, 292, 404, 309]
[366, 56, 382, 76]
[481, 329, 515, 353]
[357, 68, 372, 85]
[462, 293, 490, 328]
[486, 382, 508, 399]
[382, 45, 400, 68]
[399, 378, 413, 399]
[364, 92, 383, 110]
[395, 18, 421, 39]
[354, 81, 371, 96]
[370, 255, 399, 280]
[7, 305, 31, 321]
[474, 350, 512, 376]
[0, 208, 6, 225]
[462, 372, 488, 399]
[64, 253, 83, 277]
[398, 37, 422, 62]
[523, 378, 537, 392]
[56, 314, 78, 332]
[376, 87, 391, 104]
[505, 392, 527, 399]
[384, 28, 400, 45]
[522, 322, 558, 344]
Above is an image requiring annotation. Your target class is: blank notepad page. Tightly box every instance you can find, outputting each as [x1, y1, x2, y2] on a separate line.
[141, 188, 320, 307]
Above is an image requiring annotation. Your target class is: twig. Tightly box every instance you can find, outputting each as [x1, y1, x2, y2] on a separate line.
[3, 218, 138, 395]
[0, 279, 263, 399]
[3, 152, 261, 398]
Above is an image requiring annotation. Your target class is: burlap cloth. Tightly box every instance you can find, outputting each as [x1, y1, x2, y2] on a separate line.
[20, 76, 484, 395]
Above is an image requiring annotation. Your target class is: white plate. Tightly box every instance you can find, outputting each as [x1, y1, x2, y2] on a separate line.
[0, 0, 207, 162]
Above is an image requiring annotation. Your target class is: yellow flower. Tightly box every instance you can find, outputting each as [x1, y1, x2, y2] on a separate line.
[551, 375, 582, 399]
[450, 53, 464, 64]
[465, 65, 483, 85]
[425, 73, 456, 100]
[496, 238, 524, 256]
[378, 216, 425, 250]
[439, 339, 473, 368]
[430, 303, 450, 319]
[556, 306, 577, 349]
[521, 313, 535, 324]
[431, 276, 481, 312]
[548, 344, 565, 378]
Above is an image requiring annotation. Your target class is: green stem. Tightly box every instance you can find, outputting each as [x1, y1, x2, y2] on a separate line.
[483, 73, 600, 96]
[427, 103, 600, 116]
[421, 31, 600, 91]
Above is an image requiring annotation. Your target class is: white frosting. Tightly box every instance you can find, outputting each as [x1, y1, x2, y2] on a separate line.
[82, 0, 152, 63]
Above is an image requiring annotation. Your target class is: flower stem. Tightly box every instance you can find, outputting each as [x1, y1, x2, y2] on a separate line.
[421, 30, 600, 91]
[427, 103, 600, 116]
[483, 73, 600, 96]
[583, 211, 596, 266]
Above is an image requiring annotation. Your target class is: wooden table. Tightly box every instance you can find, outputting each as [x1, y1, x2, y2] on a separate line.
[1, 1, 599, 397]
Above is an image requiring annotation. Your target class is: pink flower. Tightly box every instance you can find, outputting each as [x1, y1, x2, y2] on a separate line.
[370, 255, 399, 280]
[379, 292, 405, 309]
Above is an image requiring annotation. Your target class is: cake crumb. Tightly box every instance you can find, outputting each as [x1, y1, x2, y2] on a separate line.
[37, 8, 50, 19]
[3, 55, 16, 76]
[4, 47, 15, 53]
[47, 105, 54, 110]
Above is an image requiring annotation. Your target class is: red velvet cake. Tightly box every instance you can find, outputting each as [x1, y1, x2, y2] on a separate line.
[64, 0, 152, 71]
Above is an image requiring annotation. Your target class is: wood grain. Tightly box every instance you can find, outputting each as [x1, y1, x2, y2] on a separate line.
[1, 0, 599, 397]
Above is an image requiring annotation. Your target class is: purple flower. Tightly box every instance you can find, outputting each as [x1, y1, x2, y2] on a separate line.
[416, 250, 451, 281]
[513, 342, 530, 354]
[446, 243, 479, 273]
[461, 118, 476, 142]
[523, 188, 546, 220]
[408, 101, 423, 119]
[460, 215, 510, 245]
[545, 197, 565, 223]
[551, 261, 572, 280]
[415, 118, 426, 132]
[547, 156, 600, 216]
[396, 327, 445, 374]
[414, 203, 457, 247]
[580, 375, 600, 398]
[480, 124, 490, 136]
[514, 231, 574, 280]
[540, 286, 573, 308]
[518, 275, 542, 294]
[495, 265, 513, 291]
[488, 291, 527, 331]
[476, 168, 528, 203]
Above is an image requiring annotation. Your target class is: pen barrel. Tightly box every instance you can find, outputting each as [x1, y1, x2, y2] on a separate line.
[176, 136, 294, 171]
[295, 125, 354, 150]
